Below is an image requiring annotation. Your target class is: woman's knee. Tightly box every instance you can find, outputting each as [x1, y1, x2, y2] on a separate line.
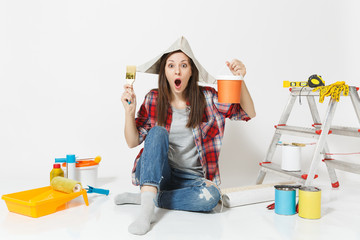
[147, 126, 168, 142]
[197, 183, 221, 212]
[142, 126, 169, 154]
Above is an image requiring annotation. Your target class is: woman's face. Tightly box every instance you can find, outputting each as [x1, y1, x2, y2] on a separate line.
[165, 52, 192, 96]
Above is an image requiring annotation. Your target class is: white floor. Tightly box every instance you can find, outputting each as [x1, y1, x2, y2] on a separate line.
[1, 176, 360, 240]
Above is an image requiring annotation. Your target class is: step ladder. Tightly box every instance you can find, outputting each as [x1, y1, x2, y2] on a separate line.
[256, 86, 360, 187]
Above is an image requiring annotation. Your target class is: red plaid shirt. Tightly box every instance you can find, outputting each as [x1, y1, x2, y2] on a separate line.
[132, 86, 251, 186]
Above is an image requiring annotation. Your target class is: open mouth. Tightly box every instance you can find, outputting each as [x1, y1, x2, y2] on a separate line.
[175, 79, 182, 87]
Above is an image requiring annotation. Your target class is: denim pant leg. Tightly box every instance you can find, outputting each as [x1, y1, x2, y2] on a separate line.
[135, 126, 171, 191]
[157, 169, 221, 212]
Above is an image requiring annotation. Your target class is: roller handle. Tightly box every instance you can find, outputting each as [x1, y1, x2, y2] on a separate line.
[86, 186, 110, 196]
[55, 158, 67, 163]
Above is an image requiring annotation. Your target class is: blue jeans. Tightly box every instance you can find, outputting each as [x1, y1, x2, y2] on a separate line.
[135, 126, 221, 212]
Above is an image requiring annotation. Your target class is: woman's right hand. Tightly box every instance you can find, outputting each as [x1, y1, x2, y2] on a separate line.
[121, 84, 137, 115]
[226, 59, 246, 77]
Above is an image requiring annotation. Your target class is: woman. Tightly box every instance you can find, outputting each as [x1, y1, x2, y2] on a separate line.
[116, 38, 256, 235]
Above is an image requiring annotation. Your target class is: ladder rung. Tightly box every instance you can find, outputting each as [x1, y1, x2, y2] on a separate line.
[324, 159, 360, 174]
[329, 126, 360, 138]
[289, 86, 358, 96]
[275, 125, 320, 138]
[276, 125, 360, 138]
[290, 87, 320, 96]
[260, 162, 305, 183]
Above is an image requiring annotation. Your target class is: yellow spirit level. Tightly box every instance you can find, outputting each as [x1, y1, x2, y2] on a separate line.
[283, 81, 309, 88]
[283, 79, 325, 88]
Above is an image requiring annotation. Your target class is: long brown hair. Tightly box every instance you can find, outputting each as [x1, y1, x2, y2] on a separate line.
[156, 50, 205, 128]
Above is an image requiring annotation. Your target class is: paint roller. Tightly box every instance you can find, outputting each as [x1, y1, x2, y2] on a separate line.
[51, 176, 82, 194]
[221, 181, 296, 208]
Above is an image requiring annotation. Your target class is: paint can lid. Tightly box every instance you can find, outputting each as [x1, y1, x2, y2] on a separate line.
[300, 186, 321, 192]
[76, 160, 99, 168]
[274, 185, 300, 191]
[62, 160, 99, 168]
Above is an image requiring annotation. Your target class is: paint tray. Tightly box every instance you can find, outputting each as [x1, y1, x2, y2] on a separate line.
[1, 186, 89, 218]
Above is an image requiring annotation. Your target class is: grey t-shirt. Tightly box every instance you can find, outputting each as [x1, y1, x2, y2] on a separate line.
[168, 106, 203, 176]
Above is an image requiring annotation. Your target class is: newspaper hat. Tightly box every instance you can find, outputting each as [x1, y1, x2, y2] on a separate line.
[137, 36, 216, 84]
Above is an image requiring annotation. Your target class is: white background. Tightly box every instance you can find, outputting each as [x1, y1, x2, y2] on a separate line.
[1, 0, 360, 192]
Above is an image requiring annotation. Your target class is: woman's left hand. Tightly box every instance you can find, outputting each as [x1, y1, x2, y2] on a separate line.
[226, 59, 246, 77]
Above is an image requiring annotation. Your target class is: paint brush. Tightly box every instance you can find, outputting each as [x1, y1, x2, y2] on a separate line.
[125, 65, 136, 104]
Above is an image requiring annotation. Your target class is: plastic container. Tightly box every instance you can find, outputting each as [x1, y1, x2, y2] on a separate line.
[76, 160, 99, 187]
[281, 145, 301, 171]
[274, 185, 296, 215]
[50, 163, 64, 183]
[217, 75, 243, 103]
[66, 154, 77, 180]
[55, 157, 68, 178]
[1, 186, 89, 218]
[62, 160, 99, 187]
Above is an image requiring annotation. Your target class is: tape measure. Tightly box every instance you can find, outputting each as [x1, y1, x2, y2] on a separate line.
[283, 74, 325, 88]
[308, 74, 325, 88]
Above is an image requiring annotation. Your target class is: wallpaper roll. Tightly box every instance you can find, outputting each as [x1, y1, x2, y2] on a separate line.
[51, 176, 82, 193]
[221, 181, 295, 208]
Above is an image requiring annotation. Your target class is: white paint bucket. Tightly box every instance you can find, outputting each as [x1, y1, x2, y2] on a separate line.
[75, 160, 99, 187]
[76, 165, 98, 187]
[281, 145, 301, 171]
[61, 160, 99, 187]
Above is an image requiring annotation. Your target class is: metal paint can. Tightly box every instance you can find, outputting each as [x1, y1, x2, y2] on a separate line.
[298, 186, 321, 219]
[274, 185, 296, 215]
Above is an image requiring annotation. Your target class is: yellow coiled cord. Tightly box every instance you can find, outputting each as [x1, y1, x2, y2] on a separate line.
[312, 81, 349, 103]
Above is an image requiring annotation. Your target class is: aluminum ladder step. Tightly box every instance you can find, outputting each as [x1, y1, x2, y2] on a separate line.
[259, 162, 307, 184]
[324, 159, 360, 174]
[330, 126, 360, 138]
[276, 125, 360, 138]
[275, 125, 322, 138]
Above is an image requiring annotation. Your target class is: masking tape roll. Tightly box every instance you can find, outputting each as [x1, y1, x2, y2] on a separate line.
[51, 176, 82, 193]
